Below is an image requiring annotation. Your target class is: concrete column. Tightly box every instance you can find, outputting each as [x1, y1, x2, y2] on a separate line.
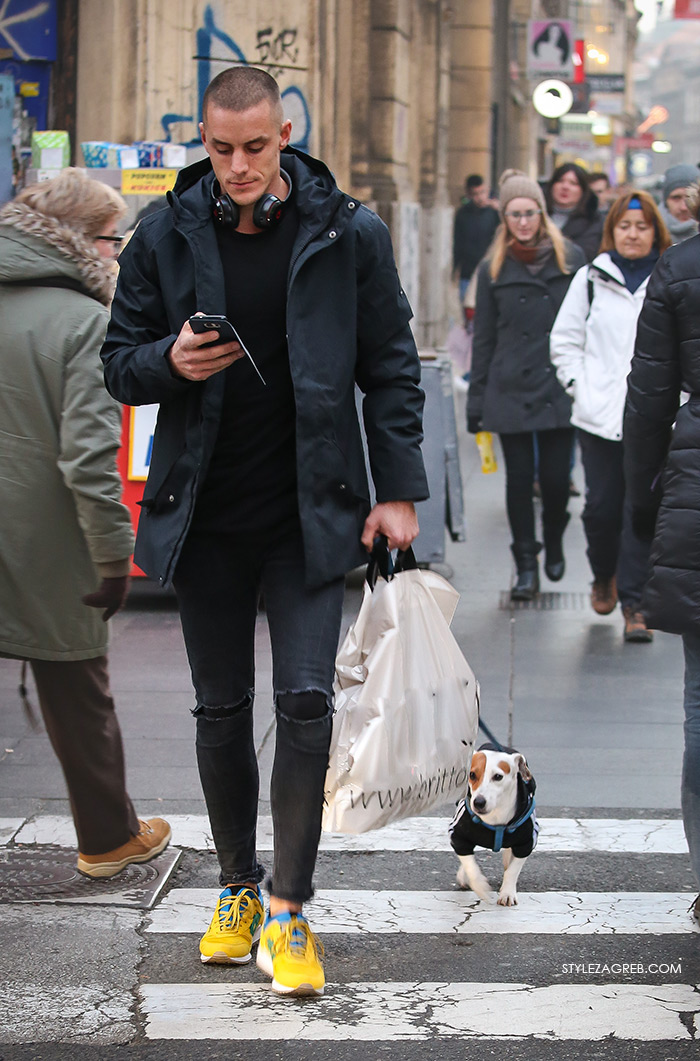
[448, 0, 493, 206]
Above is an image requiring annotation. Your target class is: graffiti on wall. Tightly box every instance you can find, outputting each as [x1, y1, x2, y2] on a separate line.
[0, 0, 56, 62]
[160, 4, 311, 150]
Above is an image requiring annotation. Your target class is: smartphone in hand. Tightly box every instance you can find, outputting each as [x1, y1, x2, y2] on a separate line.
[188, 314, 266, 385]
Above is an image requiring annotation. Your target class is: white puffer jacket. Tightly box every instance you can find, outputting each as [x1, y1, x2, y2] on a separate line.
[549, 252, 650, 441]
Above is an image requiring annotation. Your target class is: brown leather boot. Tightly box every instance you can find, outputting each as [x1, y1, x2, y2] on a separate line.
[591, 576, 617, 615]
[623, 605, 653, 643]
[77, 818, 171, 878]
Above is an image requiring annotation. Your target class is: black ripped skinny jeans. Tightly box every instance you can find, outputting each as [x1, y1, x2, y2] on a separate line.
[173, 522, 345, 904]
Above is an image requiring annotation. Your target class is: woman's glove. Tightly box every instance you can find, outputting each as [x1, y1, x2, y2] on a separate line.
[82, 576, 131, 621]
[467, 415, 482, 435]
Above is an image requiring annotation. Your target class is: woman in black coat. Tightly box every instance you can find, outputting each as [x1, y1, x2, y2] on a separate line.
[546, 162, 604, 263]
[623, 184, 700, 914]
[468, 170, 585, 600]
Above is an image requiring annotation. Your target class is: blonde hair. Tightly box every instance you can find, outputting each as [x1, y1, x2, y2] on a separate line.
[488, 212, 570, 280]
[12, 168, 126, 239]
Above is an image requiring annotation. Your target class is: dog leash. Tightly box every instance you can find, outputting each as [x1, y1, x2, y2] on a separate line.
[477, 717, 507, 753]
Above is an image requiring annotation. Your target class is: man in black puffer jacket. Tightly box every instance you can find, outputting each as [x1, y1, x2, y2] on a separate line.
[623, 183, 700, 922]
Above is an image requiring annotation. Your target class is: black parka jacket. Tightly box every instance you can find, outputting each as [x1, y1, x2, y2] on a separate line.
[624, 235, 700, 634]
[101, 148, 428, 588]
[467, 243, 585, 435]
[545, 185, 604, 263]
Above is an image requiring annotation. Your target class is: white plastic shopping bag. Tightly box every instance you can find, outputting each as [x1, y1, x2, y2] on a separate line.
[323, 547, 479, 833]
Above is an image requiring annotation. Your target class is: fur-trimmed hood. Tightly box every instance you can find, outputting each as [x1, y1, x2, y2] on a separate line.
[0, 202, 117, 306]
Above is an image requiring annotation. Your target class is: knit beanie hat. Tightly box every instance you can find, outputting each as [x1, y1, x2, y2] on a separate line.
[498, 169, 547, 216]
[662, 164, 699, 202]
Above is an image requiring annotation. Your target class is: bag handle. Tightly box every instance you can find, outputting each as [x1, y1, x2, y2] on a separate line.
[366, 535, 418, 589]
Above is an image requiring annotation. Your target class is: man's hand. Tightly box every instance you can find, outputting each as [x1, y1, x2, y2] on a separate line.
[361, 501, 419, 552]
[168, 315, 245, 381]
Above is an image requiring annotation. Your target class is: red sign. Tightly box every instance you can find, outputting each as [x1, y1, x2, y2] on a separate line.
[616, 134, 654, 150]
[675, 0, 700, 17]
[573, 38, 585, 84]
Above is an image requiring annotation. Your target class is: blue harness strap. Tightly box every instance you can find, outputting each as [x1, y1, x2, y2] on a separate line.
[466, 793, 537, 853]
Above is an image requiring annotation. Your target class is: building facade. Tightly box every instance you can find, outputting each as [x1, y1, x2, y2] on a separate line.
[65, 0, 494, 348]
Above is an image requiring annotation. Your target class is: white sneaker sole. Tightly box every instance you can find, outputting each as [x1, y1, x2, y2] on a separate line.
[200, 925, 261, 964]
[76, 829, 172, 879]
[256, 944, 324, 996]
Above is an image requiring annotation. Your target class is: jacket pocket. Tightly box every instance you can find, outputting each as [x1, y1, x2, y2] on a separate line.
[138, 448, 195, 515]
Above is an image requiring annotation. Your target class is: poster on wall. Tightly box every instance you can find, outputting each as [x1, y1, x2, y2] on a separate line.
[527, 20, 574, 79]
[0, 0, 57, 60]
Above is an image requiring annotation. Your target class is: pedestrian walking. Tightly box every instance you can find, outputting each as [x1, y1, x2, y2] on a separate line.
[0, 169, 171, 879]
[452, 174, 499, 303]
[659, 163, 699, 245]
[588, 172, 614, 215]
[545, 162, 604, 263]
[100, 67, 428, 996]
[623, 179, 700, 921]
[467, 169, 585, 600]
[550, 190, 672, 640]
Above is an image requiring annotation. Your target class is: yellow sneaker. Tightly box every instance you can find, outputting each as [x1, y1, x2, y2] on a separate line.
[256, 912, 325, 996]
[199, 886, 264, 965]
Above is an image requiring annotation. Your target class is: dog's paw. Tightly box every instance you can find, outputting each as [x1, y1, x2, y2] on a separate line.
[456, 866, 497, 902]
[456, 865, 470, 890]
[497, 890, 518, 907]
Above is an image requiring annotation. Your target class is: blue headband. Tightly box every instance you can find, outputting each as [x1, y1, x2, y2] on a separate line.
[628, 196, 642, 210]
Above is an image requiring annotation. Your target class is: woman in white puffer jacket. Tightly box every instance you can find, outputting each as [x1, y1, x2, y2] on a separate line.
[550, 190, 671, 641]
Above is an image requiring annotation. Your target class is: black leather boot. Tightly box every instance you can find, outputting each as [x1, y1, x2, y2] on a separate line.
[543, 513, 570, 582]
[510, 541, 541, 602]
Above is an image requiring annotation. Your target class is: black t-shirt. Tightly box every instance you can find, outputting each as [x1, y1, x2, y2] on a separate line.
[191, 198, 300, 533]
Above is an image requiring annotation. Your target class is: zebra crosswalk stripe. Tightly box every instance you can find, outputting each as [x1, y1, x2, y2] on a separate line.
[140, 981, 700, 1041]
[147, 888, 698, 935]
[6, 814, 690, 853]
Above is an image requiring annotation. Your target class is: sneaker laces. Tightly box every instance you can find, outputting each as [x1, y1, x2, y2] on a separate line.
[217, 889, 257, 932]
[273, 916, 324, 962]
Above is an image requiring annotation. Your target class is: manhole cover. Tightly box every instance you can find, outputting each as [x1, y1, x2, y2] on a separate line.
[0, 847, 181, 907]
[499, 591, 590, 611]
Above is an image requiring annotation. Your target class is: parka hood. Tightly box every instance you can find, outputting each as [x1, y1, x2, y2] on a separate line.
[0, 202, 117, 306]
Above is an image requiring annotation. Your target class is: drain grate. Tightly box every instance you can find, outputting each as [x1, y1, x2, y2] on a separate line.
[0, 847, 181, 907]
[499, 591, 590, 611]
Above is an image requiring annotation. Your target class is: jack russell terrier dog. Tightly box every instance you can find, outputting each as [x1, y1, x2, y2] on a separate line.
[448, 743, 538, 906]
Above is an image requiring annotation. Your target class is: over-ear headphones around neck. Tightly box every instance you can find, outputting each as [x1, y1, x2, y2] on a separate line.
[211, 168, 293, 231]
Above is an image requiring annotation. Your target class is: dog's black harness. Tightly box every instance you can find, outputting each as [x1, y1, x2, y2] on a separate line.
[449, 745, 538, 858]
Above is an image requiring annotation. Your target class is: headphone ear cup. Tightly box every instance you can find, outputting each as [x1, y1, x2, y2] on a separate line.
[252, 193, 285, 229]
[212, 190, 239, 228]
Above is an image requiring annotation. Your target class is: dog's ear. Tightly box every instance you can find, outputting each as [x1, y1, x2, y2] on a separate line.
[515, 754, 532, 783]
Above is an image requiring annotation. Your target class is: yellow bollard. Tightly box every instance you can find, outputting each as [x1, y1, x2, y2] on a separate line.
[475, 431, 498, 474]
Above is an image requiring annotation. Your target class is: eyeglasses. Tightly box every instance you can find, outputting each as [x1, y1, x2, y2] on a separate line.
[504, 210, 541, 221]
[95, 235, 124, 245]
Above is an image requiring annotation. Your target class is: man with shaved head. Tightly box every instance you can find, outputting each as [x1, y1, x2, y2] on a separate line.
[100, 66, 428, 997]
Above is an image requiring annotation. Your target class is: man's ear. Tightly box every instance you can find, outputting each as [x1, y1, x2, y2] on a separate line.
[279, 119, 292, 151]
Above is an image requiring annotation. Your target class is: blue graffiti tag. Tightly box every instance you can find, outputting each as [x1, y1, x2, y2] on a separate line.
[159, 4, 311, 149]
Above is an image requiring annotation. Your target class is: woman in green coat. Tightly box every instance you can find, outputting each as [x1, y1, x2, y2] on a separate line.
[0, 169, 169, 878]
